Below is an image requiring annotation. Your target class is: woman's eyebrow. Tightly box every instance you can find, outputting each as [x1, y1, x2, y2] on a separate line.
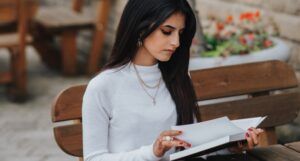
[162, 25, 185, 30]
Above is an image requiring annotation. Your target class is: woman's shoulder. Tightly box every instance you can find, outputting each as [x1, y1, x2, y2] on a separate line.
[87, 66, 126, 91]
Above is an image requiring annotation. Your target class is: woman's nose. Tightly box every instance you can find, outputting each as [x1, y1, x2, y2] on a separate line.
[170, 33, 180, 48]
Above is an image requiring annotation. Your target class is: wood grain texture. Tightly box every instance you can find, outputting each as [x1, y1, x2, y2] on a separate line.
[61, 30, 77, 75]
[0, 0, 17, 23]
[285, 141, 300, 153]
[35, 7, 94, 33]
[207, 154, 259, 161]
[52, 85, 86, 122]
[191, 60, 298, 101]
[198, 92, 300, 127]
[54, 123, 83, 157]
[0, 33, 32, 48]
[0, 0, 37, 24]
[87, 0, 111, 75]
[248, 144, 300, 161]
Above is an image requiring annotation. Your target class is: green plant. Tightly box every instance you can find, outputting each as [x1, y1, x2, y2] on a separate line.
[200, 11, 278, 57]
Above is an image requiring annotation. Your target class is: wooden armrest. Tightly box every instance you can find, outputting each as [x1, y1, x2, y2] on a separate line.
[0, 33, 32, 48]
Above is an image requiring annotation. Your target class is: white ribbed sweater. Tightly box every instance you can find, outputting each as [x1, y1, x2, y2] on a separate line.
[82, 63, 177, 161]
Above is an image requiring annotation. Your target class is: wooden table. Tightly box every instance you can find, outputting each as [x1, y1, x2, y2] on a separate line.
[33, 0, 111, 76]
[186, 142, 300, 161]
[0, 0, 37, 101]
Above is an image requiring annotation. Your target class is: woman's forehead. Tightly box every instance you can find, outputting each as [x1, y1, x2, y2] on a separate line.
[161, 12, 186, 29]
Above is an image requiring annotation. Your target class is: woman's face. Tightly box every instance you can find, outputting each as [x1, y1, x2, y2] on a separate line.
[135, 12, 186, 65]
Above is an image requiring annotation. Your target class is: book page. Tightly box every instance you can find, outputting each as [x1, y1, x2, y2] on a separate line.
[231, 116, 267, 131]
[171, 117, 244, 146]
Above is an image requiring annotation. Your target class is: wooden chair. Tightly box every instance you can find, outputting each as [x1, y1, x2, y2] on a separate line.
[33, 0, 110, 76]
[0, 0, 37, 101]
[51, 60, 300, 160]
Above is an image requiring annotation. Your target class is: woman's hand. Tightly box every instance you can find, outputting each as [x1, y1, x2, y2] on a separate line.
[228, 127, 264, 153]
[153, 130, 191, 157]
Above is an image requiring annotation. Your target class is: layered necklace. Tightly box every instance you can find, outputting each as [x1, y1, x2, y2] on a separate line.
[133, 64, 162, 106]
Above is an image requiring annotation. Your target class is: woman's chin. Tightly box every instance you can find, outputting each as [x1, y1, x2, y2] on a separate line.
[156, 55, 172, 62]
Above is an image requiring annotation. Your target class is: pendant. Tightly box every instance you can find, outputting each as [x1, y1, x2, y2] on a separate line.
[153, 99, 156, 106]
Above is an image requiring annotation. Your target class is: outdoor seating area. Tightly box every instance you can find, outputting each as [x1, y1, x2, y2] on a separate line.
[0, 0, 36, 101]
[0, 0, 111, 101]
[33, 0, 111, 75]
[1, 0, 300, 161]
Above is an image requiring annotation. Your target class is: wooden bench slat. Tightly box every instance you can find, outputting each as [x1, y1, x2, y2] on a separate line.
[248, 144, 300, 161]
[0, 0, 37, 24]
[206, 154, 259, 161]
[199, 92, 300, 127]
[191, 60, 298, 101]
[35, 7, 94, 32]
[0, 33, 32, 48]
[0, 5, 17, 23]
[54, 123, 83, 157]
[52, 85, 87, 122]
[285, 141, 300, 153]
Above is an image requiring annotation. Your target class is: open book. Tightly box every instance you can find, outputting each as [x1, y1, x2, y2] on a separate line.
[170, 116, 266, 161]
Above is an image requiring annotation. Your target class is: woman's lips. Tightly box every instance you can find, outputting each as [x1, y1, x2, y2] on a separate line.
[165, 49, 175, 54]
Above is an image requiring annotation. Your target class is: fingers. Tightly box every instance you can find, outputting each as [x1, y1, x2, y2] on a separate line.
[248, 129, 258, 145]
[249, 127, 264, 135]
[160, 130, 182, 137]
[245, 132, 254, 149]
[161, 138, 191, 149]
[158, 130, 191, 149]
[245, 127, 265, 150]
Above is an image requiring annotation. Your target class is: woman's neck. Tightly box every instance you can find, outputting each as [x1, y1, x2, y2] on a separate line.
[133, 47, 158, 66]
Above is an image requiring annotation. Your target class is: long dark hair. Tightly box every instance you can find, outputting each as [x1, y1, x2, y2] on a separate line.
[103, 0, 200, 125]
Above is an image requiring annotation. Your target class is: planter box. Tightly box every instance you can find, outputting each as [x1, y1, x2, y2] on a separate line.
[189, 38, 291, 71]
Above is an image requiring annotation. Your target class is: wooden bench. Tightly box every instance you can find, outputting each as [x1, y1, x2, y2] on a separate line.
[0, 0, 37, 101]
[205, 141, 300, 161]
[32, 0, 110, 75]
[51, 60, 300, 160]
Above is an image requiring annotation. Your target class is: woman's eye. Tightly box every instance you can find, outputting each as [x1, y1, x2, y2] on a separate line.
[161, 30, 172, 35]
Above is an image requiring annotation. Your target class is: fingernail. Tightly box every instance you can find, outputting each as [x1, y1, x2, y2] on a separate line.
[178, 131, 182, 134]
[248, 128, 253, 131]
[245, 132, 250, 138]
[188, 143, 192, 147]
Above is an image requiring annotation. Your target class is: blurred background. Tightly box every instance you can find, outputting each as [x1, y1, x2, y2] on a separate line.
[0, 0, 299, 161]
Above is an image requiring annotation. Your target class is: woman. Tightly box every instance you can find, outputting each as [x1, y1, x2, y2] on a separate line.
[82, 0, 264, 160]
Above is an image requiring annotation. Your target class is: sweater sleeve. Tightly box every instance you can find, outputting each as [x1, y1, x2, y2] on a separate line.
[82, 80, 162, 161]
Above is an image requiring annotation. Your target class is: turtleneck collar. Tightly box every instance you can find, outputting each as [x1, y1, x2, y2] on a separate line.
[127, 62, 160, 74]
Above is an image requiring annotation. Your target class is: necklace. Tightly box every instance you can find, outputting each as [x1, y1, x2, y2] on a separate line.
[133, 64, 162, 105]
[133, 64, 161, 89]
